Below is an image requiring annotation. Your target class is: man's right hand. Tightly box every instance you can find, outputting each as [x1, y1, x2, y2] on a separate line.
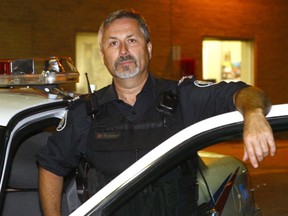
[39, 167, 64, 216]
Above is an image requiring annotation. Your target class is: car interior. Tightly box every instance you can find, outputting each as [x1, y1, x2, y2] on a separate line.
[1, 125, 74, 216]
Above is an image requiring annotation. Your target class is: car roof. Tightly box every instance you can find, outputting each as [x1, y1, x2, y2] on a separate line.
[0, 89, 63, 126]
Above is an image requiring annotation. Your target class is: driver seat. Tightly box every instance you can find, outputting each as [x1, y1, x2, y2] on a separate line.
[1, 131, 72, 216]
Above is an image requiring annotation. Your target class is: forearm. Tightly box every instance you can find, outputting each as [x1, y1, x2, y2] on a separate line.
[39, 167, 63, 216]
[234, 86, 271, 117]
[234, 86, 275, 168]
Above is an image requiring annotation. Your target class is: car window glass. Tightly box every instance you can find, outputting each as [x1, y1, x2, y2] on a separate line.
[107, 155, 199, 216]
[203, 130, 288, 215]
[100, 129, 288, 216]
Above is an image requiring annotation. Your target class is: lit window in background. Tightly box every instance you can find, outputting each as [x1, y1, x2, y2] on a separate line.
[202, 39, 254, 85]
[76, 32, 112, 94]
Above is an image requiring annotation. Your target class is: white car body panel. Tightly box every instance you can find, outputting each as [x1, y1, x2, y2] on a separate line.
[0, 107, 67, 192]
[0, 89, 62, 126]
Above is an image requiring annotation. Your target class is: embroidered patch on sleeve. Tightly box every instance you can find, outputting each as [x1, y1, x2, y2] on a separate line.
[56, 111, 68, 131]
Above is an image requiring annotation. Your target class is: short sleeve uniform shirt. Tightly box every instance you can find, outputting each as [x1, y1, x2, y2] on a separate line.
[37, 74, 248, 176]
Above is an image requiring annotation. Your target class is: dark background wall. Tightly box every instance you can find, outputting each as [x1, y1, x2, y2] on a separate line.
[1, 0, 287, 103]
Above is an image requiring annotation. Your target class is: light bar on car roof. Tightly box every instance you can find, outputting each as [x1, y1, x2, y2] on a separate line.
[0, 57, 79, 87]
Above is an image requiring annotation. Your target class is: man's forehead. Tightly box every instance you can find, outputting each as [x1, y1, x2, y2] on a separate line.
[105, 17, 139, 30]
[103, 18, 142, 39]
[105, 18, 139, 32]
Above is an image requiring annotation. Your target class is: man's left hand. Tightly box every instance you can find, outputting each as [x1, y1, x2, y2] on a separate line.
[242, 110, 276, 168]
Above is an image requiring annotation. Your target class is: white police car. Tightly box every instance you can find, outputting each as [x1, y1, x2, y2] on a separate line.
[0, 57, 287, 215]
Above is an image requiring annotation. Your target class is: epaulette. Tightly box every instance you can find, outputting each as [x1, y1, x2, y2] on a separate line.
[67, 95, 87, 110]
[177, 75, 195, 86]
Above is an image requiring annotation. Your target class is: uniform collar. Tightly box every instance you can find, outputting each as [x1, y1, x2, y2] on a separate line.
[96, 73, 156, 105]
[96, 84, 117, 105]
[141, 73, 155, 96]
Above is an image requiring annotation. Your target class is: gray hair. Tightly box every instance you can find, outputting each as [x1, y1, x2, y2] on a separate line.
[98, 9, 151, 50]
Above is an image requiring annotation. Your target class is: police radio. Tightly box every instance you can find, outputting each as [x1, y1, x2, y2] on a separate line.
[156, 90, 178, 116]
[84, 73, 99, 118]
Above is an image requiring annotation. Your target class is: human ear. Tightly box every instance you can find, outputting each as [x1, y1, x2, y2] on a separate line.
[147, 42, 152, 59]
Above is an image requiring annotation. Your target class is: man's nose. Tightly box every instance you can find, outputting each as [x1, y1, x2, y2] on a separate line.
[119, 43, 129, 56]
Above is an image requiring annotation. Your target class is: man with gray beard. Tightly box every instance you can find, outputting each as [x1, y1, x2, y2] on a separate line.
[37, 9, 275, 216]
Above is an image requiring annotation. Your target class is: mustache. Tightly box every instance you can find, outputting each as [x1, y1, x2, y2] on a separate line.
[114, 55, 136, 67]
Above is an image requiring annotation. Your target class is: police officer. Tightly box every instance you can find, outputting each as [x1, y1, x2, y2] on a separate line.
[37, 9, 275, 216]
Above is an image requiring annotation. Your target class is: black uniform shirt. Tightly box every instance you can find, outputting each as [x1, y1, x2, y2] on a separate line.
[37, 74, 248, 176]
[113, 73, 156, 121]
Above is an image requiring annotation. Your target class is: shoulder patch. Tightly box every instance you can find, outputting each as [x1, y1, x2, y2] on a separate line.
[194, 80, 215, 88]
[56, 111, 68, 131]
